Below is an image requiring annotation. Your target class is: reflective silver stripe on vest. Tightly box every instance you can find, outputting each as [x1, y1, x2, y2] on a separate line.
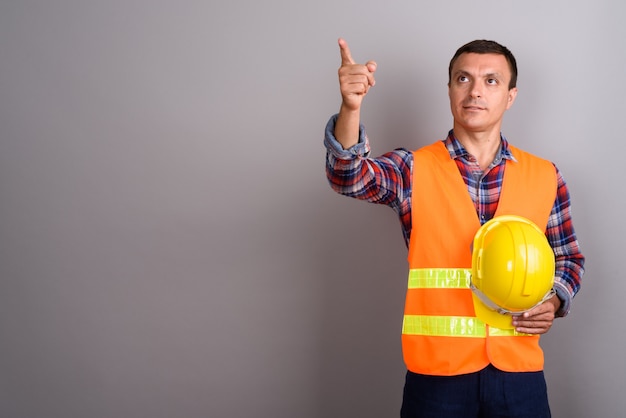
[405, 268, 531, 337]
[402, 315, 530, 337]
[407, 268, 472, 289]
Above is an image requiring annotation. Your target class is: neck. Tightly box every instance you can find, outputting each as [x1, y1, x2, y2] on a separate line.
[453, 125, 502, 170]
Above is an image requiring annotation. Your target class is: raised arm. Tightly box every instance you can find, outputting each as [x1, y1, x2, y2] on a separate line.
[334, 38, 377, 149]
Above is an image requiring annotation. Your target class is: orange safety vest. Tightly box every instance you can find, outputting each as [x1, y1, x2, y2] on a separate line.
[403, 141, 557, 376]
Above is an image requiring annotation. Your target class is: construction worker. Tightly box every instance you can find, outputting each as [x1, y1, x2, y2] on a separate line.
[324, 38, 585, 417]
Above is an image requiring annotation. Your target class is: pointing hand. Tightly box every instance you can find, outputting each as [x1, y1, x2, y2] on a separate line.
[337, 38, 377, 111]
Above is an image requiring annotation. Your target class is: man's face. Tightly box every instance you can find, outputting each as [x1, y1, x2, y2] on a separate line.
[448, 52, 517, 135]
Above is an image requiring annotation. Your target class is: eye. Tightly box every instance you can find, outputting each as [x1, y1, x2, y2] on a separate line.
[458, 75, 469, 83]
[487, 78, 498, 85]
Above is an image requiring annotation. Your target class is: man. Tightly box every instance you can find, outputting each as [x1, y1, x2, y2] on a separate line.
[324, 38, 585, 417]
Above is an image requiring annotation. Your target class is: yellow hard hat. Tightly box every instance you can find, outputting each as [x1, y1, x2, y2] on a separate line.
[470, 215, 555, 329]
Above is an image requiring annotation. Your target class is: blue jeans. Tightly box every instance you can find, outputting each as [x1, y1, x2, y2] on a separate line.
[400, 364, 551, 418]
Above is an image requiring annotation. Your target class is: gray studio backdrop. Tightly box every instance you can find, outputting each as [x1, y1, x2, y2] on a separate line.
[0, 1, 623, 417]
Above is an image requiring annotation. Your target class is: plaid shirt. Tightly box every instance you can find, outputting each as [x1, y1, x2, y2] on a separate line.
[324, 114, 585, 317]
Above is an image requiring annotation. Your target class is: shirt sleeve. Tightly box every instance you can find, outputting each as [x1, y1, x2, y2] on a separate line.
[546, 166, 585, 317]
[323, 114, 412, 209]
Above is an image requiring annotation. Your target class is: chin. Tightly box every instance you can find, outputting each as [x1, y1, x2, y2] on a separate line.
[456, 119, 486, 131]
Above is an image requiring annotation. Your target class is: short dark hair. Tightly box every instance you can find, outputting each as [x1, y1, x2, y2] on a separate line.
[448, 40, 518, 89]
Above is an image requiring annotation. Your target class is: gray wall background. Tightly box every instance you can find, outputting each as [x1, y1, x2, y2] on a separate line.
[0, 1, 623, 417]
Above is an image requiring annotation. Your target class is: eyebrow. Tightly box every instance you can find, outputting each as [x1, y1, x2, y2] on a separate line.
[454, 70, 503, 79]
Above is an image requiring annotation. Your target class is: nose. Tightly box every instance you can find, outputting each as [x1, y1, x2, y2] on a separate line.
[470, 81, 482, 99]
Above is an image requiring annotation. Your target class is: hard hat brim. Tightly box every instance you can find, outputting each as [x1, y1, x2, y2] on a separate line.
[472, 292, 516, 330]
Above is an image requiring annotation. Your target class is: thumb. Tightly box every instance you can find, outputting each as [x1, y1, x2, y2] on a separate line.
[338, 38, 355, 65]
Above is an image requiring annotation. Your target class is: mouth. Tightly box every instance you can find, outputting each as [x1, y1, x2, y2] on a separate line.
[463, 104, 486, 111]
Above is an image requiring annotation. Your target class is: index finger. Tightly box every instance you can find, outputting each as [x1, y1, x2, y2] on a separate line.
[338, 38, 355, 65]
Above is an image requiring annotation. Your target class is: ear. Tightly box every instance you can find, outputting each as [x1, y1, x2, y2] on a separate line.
[506, 87, 518, 109]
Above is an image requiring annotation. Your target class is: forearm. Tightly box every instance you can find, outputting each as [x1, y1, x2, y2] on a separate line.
[553, 248, 585, 317]
[334, 104, 361, 150]
[324, 115, 411, 206]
